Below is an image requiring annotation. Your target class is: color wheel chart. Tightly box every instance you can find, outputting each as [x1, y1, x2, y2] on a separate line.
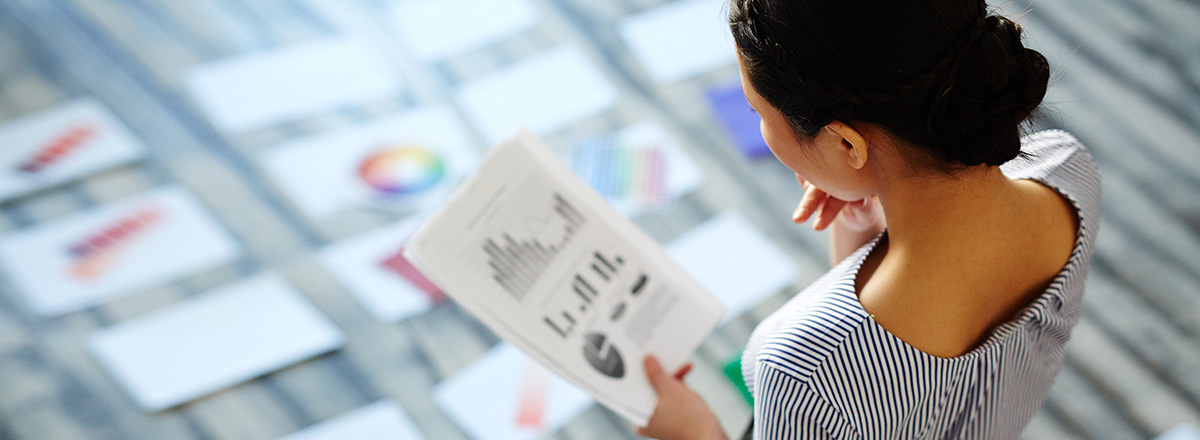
[570, 136, 667, 208]
[357, 145, 446, 198]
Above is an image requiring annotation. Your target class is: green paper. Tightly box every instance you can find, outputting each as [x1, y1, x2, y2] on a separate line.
[723, 355, 753, 407]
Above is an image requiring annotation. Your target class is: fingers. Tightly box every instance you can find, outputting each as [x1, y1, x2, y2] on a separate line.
[795, 173, 806, 186]
[793, 182, 827, 224]
[644, 355, 668, 392]
[813, 197, 847, 231]
[673, 363, 693, 381]
[837, 196, 885, 232]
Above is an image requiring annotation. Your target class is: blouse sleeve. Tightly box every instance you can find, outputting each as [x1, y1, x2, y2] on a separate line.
[753, 365, 851, 439]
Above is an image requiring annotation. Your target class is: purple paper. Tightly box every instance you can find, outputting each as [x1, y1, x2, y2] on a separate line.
[705, 81, 772, 159]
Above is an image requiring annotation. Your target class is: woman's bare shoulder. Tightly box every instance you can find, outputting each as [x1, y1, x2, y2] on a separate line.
[856, 183, 1079, 358]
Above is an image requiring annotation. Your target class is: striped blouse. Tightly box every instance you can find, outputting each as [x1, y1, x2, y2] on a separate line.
[741, 130, 1102, 439]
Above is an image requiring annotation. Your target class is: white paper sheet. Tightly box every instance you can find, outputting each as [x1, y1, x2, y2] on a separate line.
[0, 99, 145, 202]
[320, 217, 442, 322]
[667, 211, 797, 322]
[565, 122, 703, 217]
[618, 0, 735, 84]
[1157, 424, 1200, 440]
[260, 106, 478, 219]
[184, 37, 403, 133]
[456, 47, 618, 144]
[405, 130, 725, 424]
[88, 274, 345, 411]
[0, 187, 242, 317]
[435, 344, 592, 440]
[279, 400, 424, 440]
[393, 0, 538, 61]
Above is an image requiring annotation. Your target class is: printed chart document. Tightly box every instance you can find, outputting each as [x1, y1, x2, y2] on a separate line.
[405, 130, 726, 425]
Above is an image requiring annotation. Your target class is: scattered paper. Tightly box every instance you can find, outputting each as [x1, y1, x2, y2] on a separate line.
[0, 187, 241, 317]
[184, 37, 403, 133]
[618, 0, 735, 84]
[393, 0, 538, 61]
[435, 344, 592, 440]
[88, 274, 344, 411]
[1157, 424, 1200, 440]
[456, 47, 618, 144]
[320, 217, 443, 323]
[566, 122, 703, 217]
[705, 81, 772, 159]
[260, 106, 478, 219]
[0, 99, 145, 202]
[667, 211, 797, 322]
[279, 400, 424, 440]
[405, 130, 725, 424]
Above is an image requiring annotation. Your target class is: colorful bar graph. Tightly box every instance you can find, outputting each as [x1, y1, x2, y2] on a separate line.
[570, 137, 668, 207]
[17, 124, 96, 173]
[68, 207, 163, 279]
[514, 363, 550, 429]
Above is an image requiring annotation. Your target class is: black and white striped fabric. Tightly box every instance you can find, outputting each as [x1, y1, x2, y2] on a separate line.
[741, 130, 1103, 439]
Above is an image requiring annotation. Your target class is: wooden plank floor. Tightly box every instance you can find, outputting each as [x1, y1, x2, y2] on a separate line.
[0, 0, 1197, 439]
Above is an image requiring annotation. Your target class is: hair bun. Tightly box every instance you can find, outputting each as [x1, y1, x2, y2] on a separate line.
[930, 15, 1050, 166]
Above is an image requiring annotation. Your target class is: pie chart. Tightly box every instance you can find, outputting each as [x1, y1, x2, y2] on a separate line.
[583, 332, 625, 379]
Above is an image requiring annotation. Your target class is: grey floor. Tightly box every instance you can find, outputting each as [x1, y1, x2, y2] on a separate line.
[0, 0, 1197, 439]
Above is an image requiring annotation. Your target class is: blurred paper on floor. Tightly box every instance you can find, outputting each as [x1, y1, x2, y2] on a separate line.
[320, 216, 443, 323]
[88, 274, 344, 412]
[0, 99, 146, 202]
[618, 0, 735, 84]
[435, 344, 592, 440]
[568, 122, 703, 217]
[279, 400, 424, 440]
[667, 211, 797, 322]
[392, 0, 538, 62]
[260, 106, 478, 219]
[456, 47, 618, 144]
[0, 187, 241, 317]
[184, 37, 403, 134]
[1158, 424, 1200, 440]
[705, 81, 772, 159]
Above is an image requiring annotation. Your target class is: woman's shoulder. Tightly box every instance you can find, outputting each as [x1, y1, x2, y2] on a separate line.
[753, 245, 879, 382]
[1007, 129, 1103, 237]
[1009, 129, 1095, 173]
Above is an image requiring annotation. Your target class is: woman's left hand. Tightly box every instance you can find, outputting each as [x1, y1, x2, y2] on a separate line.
[635, 356, 726, 440]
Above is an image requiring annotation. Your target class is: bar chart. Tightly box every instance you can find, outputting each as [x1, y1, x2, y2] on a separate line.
[484, 193, 586, 300]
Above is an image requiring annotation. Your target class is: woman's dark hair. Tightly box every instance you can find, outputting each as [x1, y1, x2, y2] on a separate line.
[729, 0, 1050, 169]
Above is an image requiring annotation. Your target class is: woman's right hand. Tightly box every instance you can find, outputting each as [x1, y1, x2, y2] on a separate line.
[791, 174, 884, 232]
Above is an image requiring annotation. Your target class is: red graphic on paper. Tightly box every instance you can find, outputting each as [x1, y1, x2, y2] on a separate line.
[379, 243, 445, 304]
[515, 363, 550, 430]
[68, 206, 164, 279]
[17, 124, 97, 173]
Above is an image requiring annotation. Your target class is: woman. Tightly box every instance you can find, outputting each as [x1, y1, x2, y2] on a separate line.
[636, 0, 1101, 438]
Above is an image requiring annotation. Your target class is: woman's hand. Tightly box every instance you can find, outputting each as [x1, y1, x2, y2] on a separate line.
[635, 356, 726, 440]
[791, 174, 884, 232]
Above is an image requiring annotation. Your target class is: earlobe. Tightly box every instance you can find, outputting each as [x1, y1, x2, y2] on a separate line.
[827, 121, 868, 170]
[847, 144, 867, 169]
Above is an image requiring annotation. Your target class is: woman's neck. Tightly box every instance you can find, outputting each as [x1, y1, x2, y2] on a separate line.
[876, 166, 1022, 261]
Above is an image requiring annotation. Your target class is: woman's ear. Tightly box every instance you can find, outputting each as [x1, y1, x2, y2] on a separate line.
[825, 121, 869, 169]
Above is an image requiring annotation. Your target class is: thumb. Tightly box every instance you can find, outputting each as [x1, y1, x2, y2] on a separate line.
[644, 355, 668, 392]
